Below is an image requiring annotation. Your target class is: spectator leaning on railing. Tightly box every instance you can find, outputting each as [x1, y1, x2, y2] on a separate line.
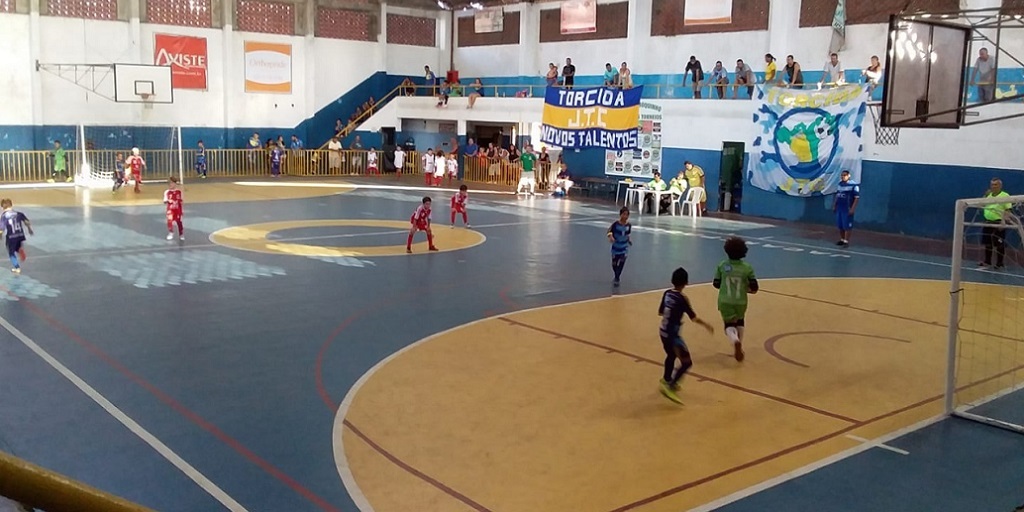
[562, 58, 576, 89]
[546, 63, 558, 86]
[784, 55, 804, 89]
[764, 54, 778, 85]
[821, 53, 845, 87]
[971, 47, 996, 102]
[604, 63, 620, 87]
[684, 56, 704, 99]
[619, 62, 633, 89]
[707, 61, 728, 99]
[863, 55, 883, 92]
[733, 59, 755, 99]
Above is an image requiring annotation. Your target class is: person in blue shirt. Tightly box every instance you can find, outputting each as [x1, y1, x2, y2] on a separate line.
[657, 267, 713, 404]
[833, 169, 860, 246]
[607, 207, 632, 286]
[195, 140, 207, 178]
[0, 199, 34, 274]
[270, 145, 284, 177]
[603, 63, 619, 87]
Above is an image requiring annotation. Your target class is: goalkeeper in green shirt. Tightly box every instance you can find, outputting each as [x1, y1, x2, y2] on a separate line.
[713, 237, 759, 362]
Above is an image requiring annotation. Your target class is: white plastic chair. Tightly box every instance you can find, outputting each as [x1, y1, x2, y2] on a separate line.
[669, 189, 684, 216]
[624, 186, 641, 210]
[681, 187, 704, 219]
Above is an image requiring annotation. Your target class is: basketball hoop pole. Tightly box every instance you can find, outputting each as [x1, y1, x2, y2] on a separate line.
[176, 126, 184, 188]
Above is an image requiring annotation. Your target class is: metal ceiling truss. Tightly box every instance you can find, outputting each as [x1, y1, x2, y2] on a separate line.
[35, 61, 116, 102]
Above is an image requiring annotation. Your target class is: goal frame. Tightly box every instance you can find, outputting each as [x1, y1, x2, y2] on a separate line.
[946, 194, 1024, 434]
[75, 124, 184, 189]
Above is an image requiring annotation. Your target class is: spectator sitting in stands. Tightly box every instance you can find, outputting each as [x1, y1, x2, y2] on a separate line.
[467, 79, 484, 109]
[784, 55, 804, 89]
[368, 96, 376, 110]
[436, 80, 451, 108]
[553, 163, 573, 197]
[619, 62, 633, 89]
[707, 61, 729, 99]
[604, 63, 620, 87]
[335, 118, 343, 134]
[733, 59, 755, 99]
[401, 78, 415, 96]
[669, 170, 688, 198]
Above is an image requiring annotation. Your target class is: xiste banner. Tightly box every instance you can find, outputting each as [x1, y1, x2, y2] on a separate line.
[541, 86, 643, 151]
[154, 34, 208, 90]
[749, 84, 869, 197]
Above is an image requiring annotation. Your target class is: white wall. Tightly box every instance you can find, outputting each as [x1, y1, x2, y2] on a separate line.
[1, 7, 447, 129]
[0, 14, 34, 125]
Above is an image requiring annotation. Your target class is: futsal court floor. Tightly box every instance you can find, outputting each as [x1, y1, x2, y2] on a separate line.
[0, 177, 1021, 512]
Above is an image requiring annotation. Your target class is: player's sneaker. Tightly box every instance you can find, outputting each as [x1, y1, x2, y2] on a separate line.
[46, 179, 55, 183]
[179, 235, 184, 241]
[659, 382, 683, 404]
[11, 268, 20, 274]
[166, 233, 174, 241]
[428, 246, 439, 252]
[65, 177, 73, 183]
[406, 247, 412, 254]
[734, 343, 745, 362]
[465, 224, 471, 228]
[613, 278, 620, 287]
[659, 378, 680, 391]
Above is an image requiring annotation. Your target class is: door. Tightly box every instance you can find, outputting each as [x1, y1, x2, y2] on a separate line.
[719, 142, 744, 212]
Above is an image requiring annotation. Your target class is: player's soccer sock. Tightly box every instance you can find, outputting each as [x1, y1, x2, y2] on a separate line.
[177, 220, 184, 236]
[671, 358, 692, 384]
[461, 212, 468, 225]
[725, 326, 740, 344]
[18, 248, 26, 262]
[427, 232, 436, 248]
[737, 326, 745, 342]
[450, 211, 456, 224]
[167, 220, 173, 233]
[406, 233, 414, 249]
[663, 355, 674, 382]
[8, 253, 19, 269]
[613, 261, 624, 280]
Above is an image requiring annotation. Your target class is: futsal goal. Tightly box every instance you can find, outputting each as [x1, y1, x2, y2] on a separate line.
[947, 194, 1024, 433]
[74, 124, 184, 189]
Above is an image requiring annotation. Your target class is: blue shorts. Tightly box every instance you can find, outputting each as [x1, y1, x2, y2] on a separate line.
[836, 210, 854, 231]
[661, 335, 689, 353]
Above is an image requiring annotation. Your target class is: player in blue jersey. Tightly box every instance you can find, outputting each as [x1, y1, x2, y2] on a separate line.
[833, 169, 860, 246]
[195, 140, 208, 179]
[607, 206, 632, 286]
[112, 152, 126, 193]
[270, 144, 284, 178]
[658, 267, 713, 404]
[0, 199, 34, 274]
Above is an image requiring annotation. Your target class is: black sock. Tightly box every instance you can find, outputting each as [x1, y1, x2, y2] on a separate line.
[671, 359, 692, 384]
[663, 355, 674, 382]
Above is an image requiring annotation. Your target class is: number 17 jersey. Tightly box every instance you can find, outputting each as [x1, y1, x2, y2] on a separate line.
[714, 259, 756, 307]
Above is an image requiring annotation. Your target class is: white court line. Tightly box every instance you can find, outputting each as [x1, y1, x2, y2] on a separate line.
[0, 314, 247, 512]
[845, 435, 911, 455]
[233, 181, 516, 195]
[0, 182, 76, 190]
[688, 415, 943, 512]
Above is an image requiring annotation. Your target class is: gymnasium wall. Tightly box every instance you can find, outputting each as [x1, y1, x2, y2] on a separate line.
[0, 7, 445, 150]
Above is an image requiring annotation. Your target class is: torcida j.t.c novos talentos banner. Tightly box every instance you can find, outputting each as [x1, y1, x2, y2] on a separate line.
[541, 86, 643, 151]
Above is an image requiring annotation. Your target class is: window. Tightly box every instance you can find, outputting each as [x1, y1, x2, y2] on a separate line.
[46, 0, 118, 20]
[146, 0, 212, 28]
[317, 7, 375, 42]
[386, 14, 435, 47]
[237, 0, 294, 35]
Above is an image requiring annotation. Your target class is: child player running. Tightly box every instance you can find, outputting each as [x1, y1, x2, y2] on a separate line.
[0, 199, 34, 274]
[407, 197, 438, 253]
[164, 176, 184, 241]
[658, 267, 713, 404]
[607, 206, 632, 286]
[113, 152, 126, 193]
[125, 147, 146, 193]
[713, 237, 758, 362]
[451, 184, 470, 228]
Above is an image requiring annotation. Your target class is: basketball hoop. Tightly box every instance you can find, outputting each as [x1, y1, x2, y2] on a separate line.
[868, 102, 900, 146]
[140, 93, 154, 110]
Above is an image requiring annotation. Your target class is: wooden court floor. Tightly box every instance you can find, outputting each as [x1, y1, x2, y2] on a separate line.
[338, 278, 1024, 512]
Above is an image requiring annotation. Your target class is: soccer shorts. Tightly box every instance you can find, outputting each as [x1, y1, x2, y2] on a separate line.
[196, 162, 206, 174]
[661, 335, 689, 354]
[453, 205, 466, 214]
[719, 303, 747, 326]
[166, 210, 182, 221]
[518, 176, 536, 188]
[836, 210, 854, 230]
[412, 221, 429, 232]
[6, 238, 23, 256]
[132, 172, 142, 183]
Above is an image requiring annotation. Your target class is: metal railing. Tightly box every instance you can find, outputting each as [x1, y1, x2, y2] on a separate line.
[0, 449, 152, 512]
[321, 83, 406, 148]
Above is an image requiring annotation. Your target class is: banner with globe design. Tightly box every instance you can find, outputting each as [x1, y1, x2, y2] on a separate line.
[750, 84, 869, 196]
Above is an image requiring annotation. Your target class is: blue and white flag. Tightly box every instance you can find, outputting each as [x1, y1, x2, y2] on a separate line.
[749, 84, 869, 197]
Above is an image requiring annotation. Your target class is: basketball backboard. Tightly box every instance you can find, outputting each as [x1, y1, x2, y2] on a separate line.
[113, 64, 173, 104]
[881, 15, 971, 129]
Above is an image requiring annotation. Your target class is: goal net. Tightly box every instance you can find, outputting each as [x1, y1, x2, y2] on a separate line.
[947, 192, 1024, 434]
[75, 125, 183, 189]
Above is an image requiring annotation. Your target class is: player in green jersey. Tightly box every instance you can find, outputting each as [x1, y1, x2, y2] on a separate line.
[712, 237, 758, 362]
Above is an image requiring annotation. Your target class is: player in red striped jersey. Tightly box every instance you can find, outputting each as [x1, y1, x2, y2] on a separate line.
[450, 184, 470, 228]
[163, 176, 184, 241]
[407, 197, 438, 253]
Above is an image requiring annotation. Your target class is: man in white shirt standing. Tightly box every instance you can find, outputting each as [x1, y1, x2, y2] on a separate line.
[821, 53, 845, 87]
[971, 47, 996, 103]
[393, 146, 406, 176]
[327, 136, 342, 174]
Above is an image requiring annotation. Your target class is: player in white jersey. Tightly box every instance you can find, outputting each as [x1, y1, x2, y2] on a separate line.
[423, 149, 435, 186]
[446, 151, 459, 186]
[433, 149, 446, 187]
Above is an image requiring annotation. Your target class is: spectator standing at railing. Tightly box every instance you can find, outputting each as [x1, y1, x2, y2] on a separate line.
[465, 138, 479, 158]
[538, 147, 551, 186]
[328, 136, 342, 174]
[784, 55, 804, 89]
[335, 119, 343, 134]
[971, 48, 996, 103]
[546, 63, 558, 86]
[508, 143, 520, 163]
[424, 66, 438, 96]
[467, 79, 484, 109]
[863, 55, 883, 93]
[619, 62, 633, 89]
[401, 78, 415, 96]
[684, 56, 705, 99]
[821, 53, 845, 87]
[733, 59, 755, 99]
[707, 61, 729, 99]
[764, 54, 778, 85]
[604, 63, 620, 87]
[351, 135, 364, 171]
[394, 146, 406, 175]
[562, 58, 576, 89]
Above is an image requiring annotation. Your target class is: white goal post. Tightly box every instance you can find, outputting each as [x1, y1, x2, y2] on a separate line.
[946, 193, 1024, 434]
[75, 124, 184, 189]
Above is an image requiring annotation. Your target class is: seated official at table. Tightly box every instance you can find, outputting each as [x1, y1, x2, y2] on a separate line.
[553, 163, 573, 196]
[644, 171, 671, 214]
